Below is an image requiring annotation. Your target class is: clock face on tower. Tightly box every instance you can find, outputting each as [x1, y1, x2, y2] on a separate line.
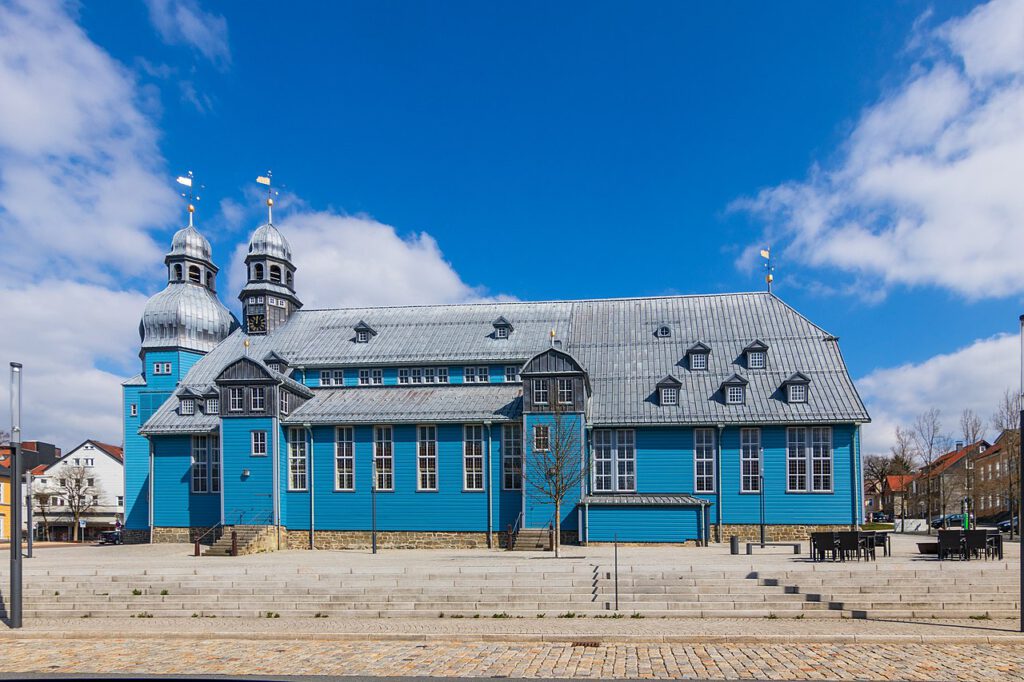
[247, 314, 267, 334]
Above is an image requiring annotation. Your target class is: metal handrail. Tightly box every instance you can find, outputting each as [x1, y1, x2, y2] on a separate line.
[193, 521, 224, 546]
[508, 511, 524, 550]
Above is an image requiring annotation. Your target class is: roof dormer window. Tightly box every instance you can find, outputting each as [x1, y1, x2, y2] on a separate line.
[686, 342, 711, 371]
[354, 321, 377, 343]
[180, 398, 195, 415]
[722, 374, 748, 405]
[656, 375, 682, 407]
[782, 372, 811, 404]
[492, 316, 513, 339]
[656, 325, 671, 338]
[744, 340, 769, 369]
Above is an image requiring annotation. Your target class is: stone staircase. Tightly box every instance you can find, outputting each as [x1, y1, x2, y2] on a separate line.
[753, 564, 1021, 619]
[204, 526, 277, 557]
[511, 528, 551, 551]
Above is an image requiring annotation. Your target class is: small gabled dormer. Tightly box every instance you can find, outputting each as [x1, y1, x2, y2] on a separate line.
[687, 342, 711, 371]
[743, 340, 769, 370]
[721, 373, 749, 405]
[782, 372, 811, 404]
[353, 320, 376, 344]
[654, 323, 672, 339]
[492, 316, 514, 340]
[202, 388, 220, 414]
[263, 351, 289, 374]
[179, 397, 195, 415]
[656, 375, 682, 406]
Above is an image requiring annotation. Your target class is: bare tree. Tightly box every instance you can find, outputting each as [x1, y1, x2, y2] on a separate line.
[912, 409, 950, 535]
[991, 388, 1020, 539]
[522, 401, 584, 558]
[960, 409, 984, 446]
[890, 425, 916, 474]
[31, 483, 55, 541]
[863, 454, 893, 504]
[57, 465, 101, 542]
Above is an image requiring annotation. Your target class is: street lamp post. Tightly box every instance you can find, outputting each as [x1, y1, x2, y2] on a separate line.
[1017, 314, 1023, 633]
[9, 362, 23, 628]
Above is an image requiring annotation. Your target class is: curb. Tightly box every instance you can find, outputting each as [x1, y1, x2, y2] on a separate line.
[2, 630, 1024, 645]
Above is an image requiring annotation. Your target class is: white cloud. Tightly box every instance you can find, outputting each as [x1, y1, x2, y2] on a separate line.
[227, 209, 514, 310]
[734, 0, 1024, 300]
[144, 0, 230, 68]
[857, 333, 1019, 453]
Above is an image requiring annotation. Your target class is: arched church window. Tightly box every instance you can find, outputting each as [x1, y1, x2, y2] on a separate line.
[174, 264, 183, 281]
[270, 265, 282, 283]
[188, 265, 201, 283]
[254, 263, 264, 280]
[206, 271, 213, 286]
[286, 271, 293, 286]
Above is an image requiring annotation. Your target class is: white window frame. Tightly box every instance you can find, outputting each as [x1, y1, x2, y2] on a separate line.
[726, 385, 745, 405]
[358, 369, 371, 386]
[495, 326, 509, 339]
[533, 379, 549, 405]
[533, 424, 550, 452]
[398, 368, 410, 384]
[190, 435, 210, 493]
[130, 404, 138, 417]
[320, 370, 332, 386]
[740, 428, 761, 493]
[279, 390, 288, 415]
[694, 428, 716, 493]
[463, 424, 485, 491]
[502, 423, 523, 490]
[417, 425, 438, 491]
[660, 387, 678, 406]
[477, 366, 490, 383]
[373, 426, 394, 491]
[786, 427, 808, 492]
[250, 387, 265, 411]
[464, 366, 477, 383]
[251, 431, 267, 457]
[557, 378, 574, 405]
[287, 427, 308, 491]
[748, 350, 767, 369]
[335, 426, 354, 491]
[810, 426, 833, 493]
[357, 330, 369, 343]
[437, 367, 449, 384]
[788, 383, 807, 403]
[206, 398, 219, 414]
[690, 352, 707, 371]
[372, 368, 383, 385]
[229, 388, 244, 412]
[424, 367, 436, 383]
[504, 366, 519, 383]
[333, 370, 345, 385]
[592, 429, 635, 493]
[411, 367, 423, 384]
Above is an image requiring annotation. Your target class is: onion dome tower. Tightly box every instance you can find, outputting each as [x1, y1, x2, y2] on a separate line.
[238, 172, 302, 335]
[139, 183, 238, 355]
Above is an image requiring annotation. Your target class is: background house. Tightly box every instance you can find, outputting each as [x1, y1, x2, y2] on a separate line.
[29, 440, 124, 541]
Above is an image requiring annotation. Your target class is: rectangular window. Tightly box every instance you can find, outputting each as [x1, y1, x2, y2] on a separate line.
[477, 366, 490, 383]
[153, 363, 162, 375]
[661, 387, 678, 406]
[279, 390, 288, 415]
[206, 398, 219, 414]
[787, 427, 808, 492]
[411, 367, 423, 384]
[250, 387, 265, 411]
[726, 385, 745, 404]
[533, 424, 550, 452]
[209, 435, 220, 493]
[335, 427, 354, 491]
[372, 368, 383, 385]
[268, 362, 281, 373]
[320, 370, 332, 386]
[357, 330, 369, 343]
[373, 426, 393, 491]
[593, 429, 635, 492]
[810, 427, 833, 492]
[130, 404, 138, 417]
[417, 425, 438, 491]
[251, 431, 267, 457]
[424, 367, 436, 383]
[748, 351, 766, 369]
[740, 428, 761, 493]
[557, 378, 574, 405]
[398, 368, 410, 384]
[464, 425, 485, 490]
[690, 353, 707, 371]
[505, 366, 519, 383]
[358, 369, 370, 386]
[502, 423, 522, 490]
[287, 428, 307, 491]
[191, 435, 209, 493]
[789, 383, 807, 403]
[533, 379, 549, 405]
[694, 428, 716, 493]
[333, 369, 345, 385]
[437, 367, 449, 384]
[180, 399, 194, 415]
[495, 326, 509, 339]
[464, 366, 477, 383]
[117, 496, 124, 506]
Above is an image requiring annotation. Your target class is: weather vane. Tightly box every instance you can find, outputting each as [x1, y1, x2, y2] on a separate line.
[256, 171, 279, 223]
[175, 171, 203, 227]
[760, 247, 774, 293]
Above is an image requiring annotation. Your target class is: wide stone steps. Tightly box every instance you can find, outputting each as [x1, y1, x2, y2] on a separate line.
[511, 529, 551, 551]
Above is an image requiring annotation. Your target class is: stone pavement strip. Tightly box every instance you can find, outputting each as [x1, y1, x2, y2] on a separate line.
[0, 638, 1022, 680]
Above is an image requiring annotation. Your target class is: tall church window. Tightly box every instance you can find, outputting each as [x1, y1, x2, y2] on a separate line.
[190, 435, 219, 493]
[255, 263, 264, 280]
[593, 429, 635, 492]
[464, 425, 485, 491]
[694, 428, 716, 493]
[270, 264, 282, 283]
[503, 423, 522, 490]
[287, 428, 307, 491]
[417, 425, 438, 491]
[174, 264, 183, 280]
[286, 271, 293, 286]
[373, 426, 393, 491]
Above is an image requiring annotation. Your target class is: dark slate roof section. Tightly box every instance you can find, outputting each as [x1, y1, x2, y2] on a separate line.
[582, 494, 709, 506]
[744, 339, 770, 352]
[285, 385, 523, 425]
[492, 316, 513, 330]
[152, 292, 868, 430]
[353, 320, 377, 335]
[783, 372, 811, 385]
[656, 375, 682, 388]
[722, 373, 749, 386]
[687, 341, 711, 354]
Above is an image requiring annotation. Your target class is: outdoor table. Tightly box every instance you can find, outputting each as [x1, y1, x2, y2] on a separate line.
[866, 531, 891, 557]
[986, 529, 1003, 560]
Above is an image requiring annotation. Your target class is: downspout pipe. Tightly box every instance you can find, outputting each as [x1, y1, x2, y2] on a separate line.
[148, 439, 154, 544]
[304, 423, 314, 550]
[272, 414, 280, 550]
[852, 422, 862, 529]
[716, 423, 724, 543]
[485, 420, 493, 548]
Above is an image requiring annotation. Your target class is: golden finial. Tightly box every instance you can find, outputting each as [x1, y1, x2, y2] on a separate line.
[256, 171, 278, 223]
[176, 171, 202, 227]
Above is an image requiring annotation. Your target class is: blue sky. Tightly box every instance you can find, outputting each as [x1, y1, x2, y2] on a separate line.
[2, 0, 1022, 452]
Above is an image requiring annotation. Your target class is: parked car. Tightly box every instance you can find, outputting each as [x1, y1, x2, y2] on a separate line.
[98, 530, 122, 545]
[871, 512, 891, 522]
[930, 513, 974, 529]
[997, 517, 1019, 533]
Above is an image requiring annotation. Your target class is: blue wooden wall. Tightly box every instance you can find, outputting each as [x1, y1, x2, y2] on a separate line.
[151, 434, 219, 528]
[588, 506, 700, 542]
[222, 417, 275, 524]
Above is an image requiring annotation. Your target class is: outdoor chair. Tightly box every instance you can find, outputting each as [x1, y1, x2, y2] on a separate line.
[965, 530, 992, 560]
[858, 531, 878, 561]
[810, 532, 838, 561]
[837, 531, 863, 561]
[938, 529, 965, 561]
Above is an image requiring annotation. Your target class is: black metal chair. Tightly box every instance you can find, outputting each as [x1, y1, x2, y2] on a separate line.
[965, 530, 991, 560]
[837, 531, 863, 561]
[858, 531, 878, 561]
[938, 529, 965, 561]
[811, 532, 837, 561]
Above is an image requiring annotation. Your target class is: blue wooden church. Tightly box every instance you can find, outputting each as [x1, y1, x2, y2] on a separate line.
[122, 208, 870, 548]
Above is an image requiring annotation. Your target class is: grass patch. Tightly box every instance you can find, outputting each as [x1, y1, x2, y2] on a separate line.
[860, 523, 895, 531]
[970, 614, 992, 620]
[160, 589, 169, 596]
[558, 612, 579, 619]
[265, 611, 280, 618]
[492, 612, 512, 619]
[131, 589, 142, 596]
[630, 612, 644, 619]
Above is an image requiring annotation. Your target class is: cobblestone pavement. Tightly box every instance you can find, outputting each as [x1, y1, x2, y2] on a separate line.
[0, 637, 1022, 680]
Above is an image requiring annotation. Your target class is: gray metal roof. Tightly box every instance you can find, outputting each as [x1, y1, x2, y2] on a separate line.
[140, 282, 239, 353]
[147, 292, 868, 432]
[582, 494, 709, 506]
[248, 223, 292, 261]
[286, 385, 522, 425]
[168, 225, 213, 262]
[140, 407, 218, 436]
[121, 373, 146, 387]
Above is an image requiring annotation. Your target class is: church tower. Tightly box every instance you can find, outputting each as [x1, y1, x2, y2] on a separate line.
[239, 174, 302, 334]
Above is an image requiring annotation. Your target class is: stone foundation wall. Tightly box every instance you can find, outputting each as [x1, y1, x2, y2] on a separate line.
[120, 528, 151, 544]
[282, 529, 508, 550]
[712, 524, 853, 542]
[151, 526, 216, 544]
